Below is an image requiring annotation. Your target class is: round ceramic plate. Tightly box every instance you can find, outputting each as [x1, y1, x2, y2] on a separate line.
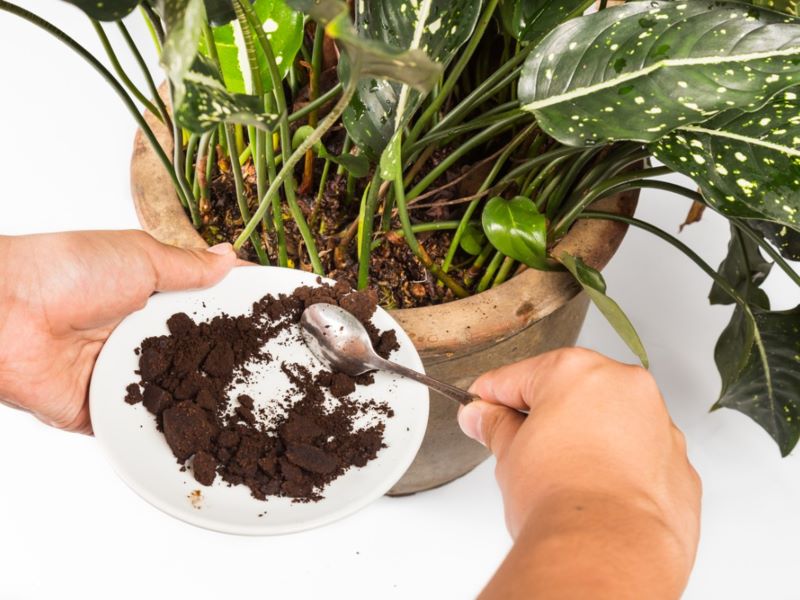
[89, 267, 429, 535]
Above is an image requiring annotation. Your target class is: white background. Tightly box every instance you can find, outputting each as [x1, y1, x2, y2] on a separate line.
[2, 3, 800, 598]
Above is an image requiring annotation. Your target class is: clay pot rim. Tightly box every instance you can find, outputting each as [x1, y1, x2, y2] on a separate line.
[131, 114, 637, 357]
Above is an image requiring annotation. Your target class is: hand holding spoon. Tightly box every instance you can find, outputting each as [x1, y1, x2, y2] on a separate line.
[300, 303, 480, 406]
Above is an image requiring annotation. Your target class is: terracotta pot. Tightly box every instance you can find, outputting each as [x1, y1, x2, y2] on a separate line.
[131, 106, 638, 495]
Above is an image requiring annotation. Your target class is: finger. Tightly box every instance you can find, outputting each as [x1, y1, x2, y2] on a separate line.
[458, 400, 525, 458]
[138, 236, 237, 292]
[469, 348, 609, 413]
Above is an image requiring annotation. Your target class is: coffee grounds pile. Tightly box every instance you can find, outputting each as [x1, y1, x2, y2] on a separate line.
[125, 280, 399, 502]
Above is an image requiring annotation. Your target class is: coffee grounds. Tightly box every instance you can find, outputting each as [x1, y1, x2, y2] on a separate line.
[125, 279, 400, 503]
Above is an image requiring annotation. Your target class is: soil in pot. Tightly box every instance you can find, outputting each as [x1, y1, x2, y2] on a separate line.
[124, 279, 399, 503]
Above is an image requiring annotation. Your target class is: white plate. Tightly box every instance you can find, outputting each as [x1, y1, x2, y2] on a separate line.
[89, 267, 429, 535]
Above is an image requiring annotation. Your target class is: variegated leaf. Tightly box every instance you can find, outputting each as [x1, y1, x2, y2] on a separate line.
[198, 0, 302, 94]
[652, 87, 800, 233]
[160, 0, 207, 105]
[174, 56, 280, 132]
[518, 1, 800, 146]
[343, 0, 482, 157]
[500, 0, 593, 43]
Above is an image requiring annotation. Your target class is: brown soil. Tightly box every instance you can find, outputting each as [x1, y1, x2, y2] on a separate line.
[125, 279, 399, 503]
[198, 133, 480, 309]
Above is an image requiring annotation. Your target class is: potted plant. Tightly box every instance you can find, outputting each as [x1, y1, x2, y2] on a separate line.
[5, 0, 799, 493]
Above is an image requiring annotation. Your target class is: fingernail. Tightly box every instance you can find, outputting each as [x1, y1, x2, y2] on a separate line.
[207, 242, 233, 256]
[458, 403, 484, 445]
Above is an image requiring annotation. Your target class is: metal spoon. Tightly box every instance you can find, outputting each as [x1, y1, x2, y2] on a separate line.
[300, 303, 480, 406]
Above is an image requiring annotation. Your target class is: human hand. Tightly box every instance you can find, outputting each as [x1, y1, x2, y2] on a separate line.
[459, 349, 701, 599]
[0, 231, 236, 434]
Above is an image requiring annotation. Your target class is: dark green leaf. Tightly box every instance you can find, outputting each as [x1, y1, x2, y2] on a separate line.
[652, 87, 800, 234]
[199, 0, 302, 94]
[482, 196, 548, 269]
[519, 1, 800, 146]
[750, 220, 800, 260]
[709, 225, 772, 307]
[159, 0, 206, 104]
[174, 56, 280, 133]
[752, 0, 798, 15]
[460, 223, 486, 255]
[559, 252, 649, 367]
[500, 0, 593, 43]
[334, 154, 370, 178]
[342, 0, 482, 157]
[713, 305, 800, 456]
[61, 0, 139, 20]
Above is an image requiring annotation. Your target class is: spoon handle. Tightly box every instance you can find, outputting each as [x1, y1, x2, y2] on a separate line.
[377, 359, 481, 407]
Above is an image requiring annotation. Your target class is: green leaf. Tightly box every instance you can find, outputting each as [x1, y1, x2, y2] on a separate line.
[199, 0, 302, 94]
[518, 1, 800, 146]
[559, 252, 649, 367]
[652, 87, 800, 234]
[709, 225, 772, 307]
[482, 196, 548, 269]
[174, 55, 280, 133]
[752, 0, 798, 15]
[159, 0, 206, 105]
[61, 0, 139, 20]
[460, 223, 486, 255]
[334, 153, 370, 178]
[713, 305, 800, 456]
[750, 220, 800, 260]
[342, 0, 482, 157]
[500, 0, 593, 43]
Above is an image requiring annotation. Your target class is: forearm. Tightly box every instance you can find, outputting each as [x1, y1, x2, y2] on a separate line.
[480, 491, 693, 600]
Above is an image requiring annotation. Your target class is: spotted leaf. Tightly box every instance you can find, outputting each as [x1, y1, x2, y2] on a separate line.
[752, 0, 798, 15]
[750, 220, 800, 260]
[174, 56, 280, 133]
[709, 225, 772, 308]
[518, 1, 800, 146]
[713, 305, 800, 456]
[342, 0, 482, 157]
[198, 0, 302, 94]
[61, 0, 139, 20]
[652, 87, 800, 233]
[559, 252, 649, 367]
[159, 0, 207, 105]
[500, 0, 594, 43]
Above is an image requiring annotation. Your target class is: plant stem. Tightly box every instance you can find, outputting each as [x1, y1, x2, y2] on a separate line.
[225, 125, 269, 264]
[477, 251, 504, 292]
[168, 82, 201, 223]
[289, 83, 343, 124]
[492, 256, 516, 287]
[357, 172, 382, 289]
[464, 242, 494, 287]
[184, 133, 200, 188]
[406, 0, 500, 147]
[553, 166, 672, 238]
[116, 20, 172, 130]
[237, 0, 322, 273]
[300, 24, 325, 193]
[732, 219, 800, 287]
[233, 78, 359, 257]
[264, 95, 288, 266]
[0, 2, 187, 208]
[91, 20, 162, 120]
[371, 220, 471, 251]
[139, 5, 163, 53]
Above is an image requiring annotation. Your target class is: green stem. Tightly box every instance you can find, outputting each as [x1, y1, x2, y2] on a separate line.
[358, 172, 383, 289]
[139, 5, 162, 53]
[553, 166, 672, 238]
[91, 20, 162, 120]
[372, 221, 471, 251]
[116, 20, 171, 130]
[732, 220, 800, 287]
[184, 133, 200, 188]
[406, 0, 500, 147]
[464, 243, 494, 287]
[233, 78, 359, 257]
[264, 96, 288, 266]
[168, 83, 200, 224]
[477, 251, 504, 292]
[237, 0, 322, 273]
[492, 256, 516, 287]
[289, 83, 343, 124]
[0, 2, 185, 208]
[225, 125, 269, 264]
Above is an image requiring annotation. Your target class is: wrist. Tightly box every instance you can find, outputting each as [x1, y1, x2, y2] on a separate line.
[491, 490, 692, 599]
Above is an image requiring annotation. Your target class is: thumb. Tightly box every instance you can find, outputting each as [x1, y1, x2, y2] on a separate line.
[141, 239, 238, 292]
[458, 400, 525, 459]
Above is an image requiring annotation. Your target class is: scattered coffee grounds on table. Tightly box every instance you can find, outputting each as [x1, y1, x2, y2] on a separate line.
[125, 280, 400, 503]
